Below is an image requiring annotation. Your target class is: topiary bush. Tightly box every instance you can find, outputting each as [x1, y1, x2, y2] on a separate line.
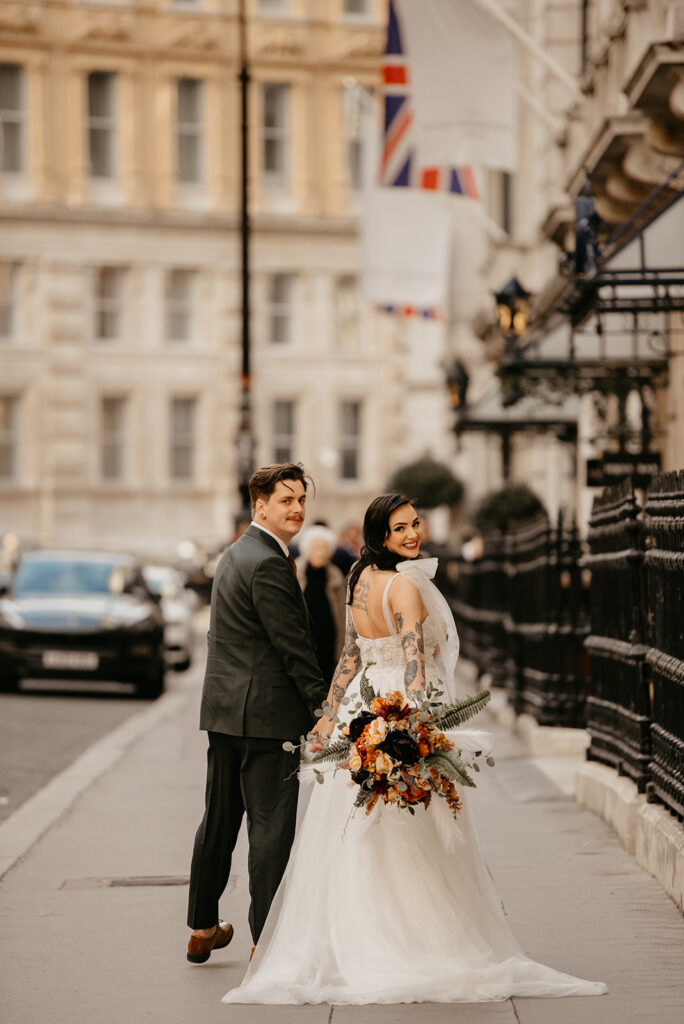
[387, 459, 465, 510]
[472, 484, 546, 535]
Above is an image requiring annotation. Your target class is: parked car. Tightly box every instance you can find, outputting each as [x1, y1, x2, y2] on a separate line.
[0, 551, 166, 699]
[142, 565, 196, 672]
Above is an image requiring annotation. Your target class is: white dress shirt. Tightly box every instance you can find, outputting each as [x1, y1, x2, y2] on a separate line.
[251, 521, 292, 558]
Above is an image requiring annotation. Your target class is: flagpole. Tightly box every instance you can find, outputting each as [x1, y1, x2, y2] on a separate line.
[516, 84, 565, 135]
[236, 0, 254, 513]
[472, 0, 583, 103]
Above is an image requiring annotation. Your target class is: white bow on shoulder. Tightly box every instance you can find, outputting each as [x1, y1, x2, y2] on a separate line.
[396, 556, 438, 581]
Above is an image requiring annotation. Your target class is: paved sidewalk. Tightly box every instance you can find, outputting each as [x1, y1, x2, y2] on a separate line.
[2, 673, 684, 1024]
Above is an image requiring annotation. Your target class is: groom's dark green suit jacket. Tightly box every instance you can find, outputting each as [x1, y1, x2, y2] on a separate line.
[199, 524, 327, 741]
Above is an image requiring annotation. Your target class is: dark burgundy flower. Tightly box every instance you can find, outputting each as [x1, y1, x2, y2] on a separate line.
[378, 730, 420, 765]
[350, 767, 371, 786]
[348, 711, 375, 742]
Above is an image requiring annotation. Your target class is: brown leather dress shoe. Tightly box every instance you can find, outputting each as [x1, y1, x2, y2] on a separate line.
[187, 922, 234, 964]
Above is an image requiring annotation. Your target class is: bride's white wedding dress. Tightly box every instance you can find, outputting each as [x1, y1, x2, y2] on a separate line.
[223, 561, 606, 1005]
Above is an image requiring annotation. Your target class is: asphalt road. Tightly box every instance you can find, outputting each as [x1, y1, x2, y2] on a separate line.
[0, 659, 203, 825]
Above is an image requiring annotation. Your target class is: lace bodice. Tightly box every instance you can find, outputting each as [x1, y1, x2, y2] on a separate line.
[355, 615, 440, 675]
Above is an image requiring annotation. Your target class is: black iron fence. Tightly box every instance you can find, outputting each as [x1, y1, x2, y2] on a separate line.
[643, 472, 684, 817]
[584, 480, 651, 789]
[448, 512, 588, 728]
[447, 469, 684, 821]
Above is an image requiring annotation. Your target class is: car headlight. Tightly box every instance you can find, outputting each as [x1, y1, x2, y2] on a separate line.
[100, 607, 158, 630]
[0, 604, 25, 629]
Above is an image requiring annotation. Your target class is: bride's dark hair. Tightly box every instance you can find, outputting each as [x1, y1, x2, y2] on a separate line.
[347, 492, 417, 603]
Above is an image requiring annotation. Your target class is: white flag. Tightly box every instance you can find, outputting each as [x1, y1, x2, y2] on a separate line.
[394, 0, 516, 172]
[360, 109, 452, 310]
[361, 187, 453, 309]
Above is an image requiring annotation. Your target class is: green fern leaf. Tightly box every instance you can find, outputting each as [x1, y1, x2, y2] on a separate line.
[311, 739, 351, 764]
[435, 690, 491, 731]
[359, 665, 377, 707]
[426, 752, 476, 788]
[354, 788, 373, 809]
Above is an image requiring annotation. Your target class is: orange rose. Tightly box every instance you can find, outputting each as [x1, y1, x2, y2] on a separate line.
[375, 751, 395, 775]
[366, 718, 388, 745]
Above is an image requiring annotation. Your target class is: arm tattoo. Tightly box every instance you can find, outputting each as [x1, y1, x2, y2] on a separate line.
[327, 621, 362, 711]
[393, 610, 404, 632]
[400, 618, 426, 692]
[404, 660, 418, 686]
[353, 579, 370, 613]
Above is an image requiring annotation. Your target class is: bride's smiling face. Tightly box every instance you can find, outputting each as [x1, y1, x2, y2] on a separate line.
[384, 504, 423, 559]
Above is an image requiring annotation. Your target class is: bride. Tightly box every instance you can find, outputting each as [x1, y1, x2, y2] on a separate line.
[223, 493, 607, 1005]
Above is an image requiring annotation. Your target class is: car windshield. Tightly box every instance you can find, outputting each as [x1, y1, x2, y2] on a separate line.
[12, 559, 119, 597]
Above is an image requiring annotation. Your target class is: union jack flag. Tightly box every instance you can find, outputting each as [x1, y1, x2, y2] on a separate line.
[379, 1, 480, 200]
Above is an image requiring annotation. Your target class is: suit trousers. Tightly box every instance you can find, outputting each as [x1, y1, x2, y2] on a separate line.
[187, 732, 299, 943]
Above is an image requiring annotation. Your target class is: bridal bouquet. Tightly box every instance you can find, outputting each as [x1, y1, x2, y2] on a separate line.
[288, 671, 494, 821]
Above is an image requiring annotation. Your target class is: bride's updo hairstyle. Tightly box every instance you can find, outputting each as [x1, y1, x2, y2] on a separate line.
[347, 492, 416, 603]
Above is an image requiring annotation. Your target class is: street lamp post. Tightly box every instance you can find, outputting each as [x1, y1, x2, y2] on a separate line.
[494, 277, 531, 353]
[494, 277, 532, 480]
[236, 0, 254, 513]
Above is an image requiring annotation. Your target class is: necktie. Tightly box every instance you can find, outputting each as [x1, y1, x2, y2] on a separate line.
[288, 554, 298, 578]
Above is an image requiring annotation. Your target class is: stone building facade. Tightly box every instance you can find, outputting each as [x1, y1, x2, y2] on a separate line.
[453, 0, 684, 528]
[0, 0, 454, 555]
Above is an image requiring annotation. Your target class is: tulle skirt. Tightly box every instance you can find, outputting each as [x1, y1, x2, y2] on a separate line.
[222, 749, 607, 1004]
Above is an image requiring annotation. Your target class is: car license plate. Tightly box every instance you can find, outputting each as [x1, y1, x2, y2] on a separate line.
[42, 650, 100, 671]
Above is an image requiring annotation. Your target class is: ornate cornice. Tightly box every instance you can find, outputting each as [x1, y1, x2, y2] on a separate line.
[253, 26, 305, 58]
[168, 21, 222, 52]
[336, 31, 383, 60]
[622, 139, 684, 187]
[77, 12, 133, 44]
[0, 3, 40, 34]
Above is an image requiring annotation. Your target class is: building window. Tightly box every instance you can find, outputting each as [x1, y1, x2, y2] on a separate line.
[272, 399, 296, 463]
[101, 397, 127, 481]
[170, 397, 196, 480]
[343, 0, 371, 16]
[501, 171, 513, 236]
[267, 274, 294, 345]
[262, 83, 289, 189]
[0, 264, 17, 339]
[339, 400, 362, 480]
[0, 396, 18, 479]
[94, 267, 125, 341]
[166, 269, 196, 343]
[176, 78, 203, 184]
[258, 0, 289, 11]
[343, 84, 371, 192]
[87, 71, 117, 179]
[0, 64, 25, 175]
[334, 275, 359, 349]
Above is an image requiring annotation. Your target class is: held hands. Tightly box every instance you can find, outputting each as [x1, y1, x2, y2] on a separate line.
[310, 714, 334, 753]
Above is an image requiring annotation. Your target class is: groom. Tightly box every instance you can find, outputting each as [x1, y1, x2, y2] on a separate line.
[186, 463, 328, 963]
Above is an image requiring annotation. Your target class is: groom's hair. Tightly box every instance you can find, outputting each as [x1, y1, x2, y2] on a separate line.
[248, 462, 311, 510]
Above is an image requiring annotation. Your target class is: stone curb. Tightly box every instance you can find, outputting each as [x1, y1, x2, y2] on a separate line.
[576, 760, 684, 914]
[0, 685, 193, 881]
[488, 684, 590, 756]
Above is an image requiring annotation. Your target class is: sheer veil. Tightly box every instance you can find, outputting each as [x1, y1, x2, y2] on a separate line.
[395, 557, 461, 701]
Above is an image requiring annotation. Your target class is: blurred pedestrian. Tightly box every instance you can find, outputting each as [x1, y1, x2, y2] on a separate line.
[296, 526, 346, 684]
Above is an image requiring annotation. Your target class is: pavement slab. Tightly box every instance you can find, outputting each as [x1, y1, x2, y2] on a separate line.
[2, 676, 684, 1024]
